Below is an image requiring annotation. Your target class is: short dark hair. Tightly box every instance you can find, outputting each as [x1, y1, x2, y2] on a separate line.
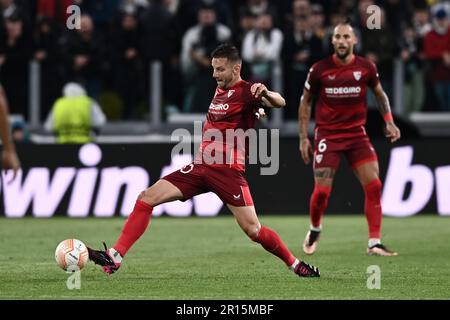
[211, 43, 241, 63]
[337, 16, 355, 28]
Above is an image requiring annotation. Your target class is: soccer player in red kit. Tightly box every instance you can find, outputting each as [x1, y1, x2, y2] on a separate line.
[298, 21, 401, 256]
[88, 44, 320, 277]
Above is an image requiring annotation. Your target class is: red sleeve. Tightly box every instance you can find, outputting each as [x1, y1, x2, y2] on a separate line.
[304, 64, 320, 94]
[367, 61, 380, 89]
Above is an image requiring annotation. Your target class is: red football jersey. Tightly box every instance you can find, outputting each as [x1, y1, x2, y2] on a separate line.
[305, 55, 380, 138]
[195, 80, 263, 171]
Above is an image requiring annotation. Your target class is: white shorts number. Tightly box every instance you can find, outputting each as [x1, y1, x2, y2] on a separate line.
[318, 139, 327, 153]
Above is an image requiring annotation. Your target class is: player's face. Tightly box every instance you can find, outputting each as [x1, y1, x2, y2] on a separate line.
[332, 25, 357, 59]
[212, 57, 239, 89]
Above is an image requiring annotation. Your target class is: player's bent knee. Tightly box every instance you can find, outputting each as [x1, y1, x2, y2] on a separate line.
[246, 224, 261, 242]
[137, 189, 157, 206]
[137, 191, 146, 200]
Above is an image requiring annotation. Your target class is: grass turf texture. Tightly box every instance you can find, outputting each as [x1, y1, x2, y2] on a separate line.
[1, 215, 449, 300]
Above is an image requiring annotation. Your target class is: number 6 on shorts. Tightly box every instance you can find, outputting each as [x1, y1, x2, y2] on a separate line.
[318, 139, 327, 153]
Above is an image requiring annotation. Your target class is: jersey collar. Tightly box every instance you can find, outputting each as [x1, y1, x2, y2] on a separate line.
[332, 54, 356, 67]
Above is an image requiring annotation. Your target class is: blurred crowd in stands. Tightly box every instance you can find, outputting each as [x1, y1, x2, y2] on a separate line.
[0, 0, 449, 129]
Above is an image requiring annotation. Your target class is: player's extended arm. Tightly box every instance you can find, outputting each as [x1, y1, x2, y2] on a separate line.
[0, 86, 21, 182]
[372, 83, 401, 143]
[298, 89, 313, 164]
[250, 83, 285, 108]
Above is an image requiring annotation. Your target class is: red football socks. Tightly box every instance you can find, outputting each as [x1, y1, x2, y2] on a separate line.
[310, 184, 332, 228]
[363, 179, 383, 239]
[113, 200, 153, 257]
[254, 226, 296, 266]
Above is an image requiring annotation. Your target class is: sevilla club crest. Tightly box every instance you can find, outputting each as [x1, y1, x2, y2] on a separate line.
[353, 71, 362, 81]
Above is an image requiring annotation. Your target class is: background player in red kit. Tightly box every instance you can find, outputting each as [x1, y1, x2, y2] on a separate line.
[88, 44, 320, 278]
[298, 21, 401, 256]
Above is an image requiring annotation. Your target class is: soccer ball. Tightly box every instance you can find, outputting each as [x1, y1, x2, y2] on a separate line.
[55, 239, 89, 271]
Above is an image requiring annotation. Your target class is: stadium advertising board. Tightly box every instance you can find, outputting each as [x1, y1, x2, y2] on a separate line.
[1, 139, 449, 217]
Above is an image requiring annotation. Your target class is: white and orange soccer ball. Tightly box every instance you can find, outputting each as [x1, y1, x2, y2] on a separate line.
[55, 239, 89, 271]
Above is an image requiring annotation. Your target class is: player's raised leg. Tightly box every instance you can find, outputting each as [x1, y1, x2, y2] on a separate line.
[228, 204, 320, 277]
[87, 179, 184, 274]
[303, 167, 334, 255]
[353, 161, 397, 256]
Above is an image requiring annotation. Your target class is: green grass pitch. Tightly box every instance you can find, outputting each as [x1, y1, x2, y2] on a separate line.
[1, 215, 450, 300]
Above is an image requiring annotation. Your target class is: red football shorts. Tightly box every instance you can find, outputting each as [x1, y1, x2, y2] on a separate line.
[313, 133, 378, 170]
[162, 163, 254, 207]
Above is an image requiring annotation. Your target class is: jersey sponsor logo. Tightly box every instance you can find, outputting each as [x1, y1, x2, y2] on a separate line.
[227, 90, 235, 98]
[353, 71, 362, 81]
[209, 103, 230, 111]
[325, 86, 361, 96]
[328, 74, 336, 80]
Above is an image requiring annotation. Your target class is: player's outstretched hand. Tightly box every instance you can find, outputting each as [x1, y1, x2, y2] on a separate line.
[300, 138, 313, 164]
[251, 83, 268, 99]
[385, 122, 401, 143]
[2, 148, 21, 183]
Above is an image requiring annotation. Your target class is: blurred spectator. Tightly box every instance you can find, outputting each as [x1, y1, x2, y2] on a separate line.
[61, 14, 106, 99]
[34, 16, 64, 121]
[310, 3, 326, 40]
[240, 0, 279, 28]
[77, 0, 119, 33]
[0, 83, 21, 177]
[241, 0, 278, 17]
[242, 13, 283, 87]
[119, 0, 149, 14]
[0, 0, 31, 26]
[339, 0, 359, 18]
[282, 16, 324, 118]
[360, 7, 397, 107]
[399, 24, 425, 115]
[177, 0, 234, 35]
[110, 11, 145, 119]
[232, 7, 256, 80]
[323, 11, 347, 54]
[413, 7, 432, 37]
[180, 4, 231, 112]
[139, 0, 177, 61]
[423, 6, 450, 111]
[44, 82, 106, 144]
[285, 0, 310, 29]
[11, 118, 30, 143]
[139, 0, 181, 113]
[232, 7, 256, 51]
[382, 0, 414, 38]
[0, 12, 32, 119]
[36, 0, 74, 25]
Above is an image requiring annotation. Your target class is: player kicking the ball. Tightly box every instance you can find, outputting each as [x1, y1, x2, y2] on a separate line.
[298, 20, 400, 256]
[88, 44, 320, 277]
